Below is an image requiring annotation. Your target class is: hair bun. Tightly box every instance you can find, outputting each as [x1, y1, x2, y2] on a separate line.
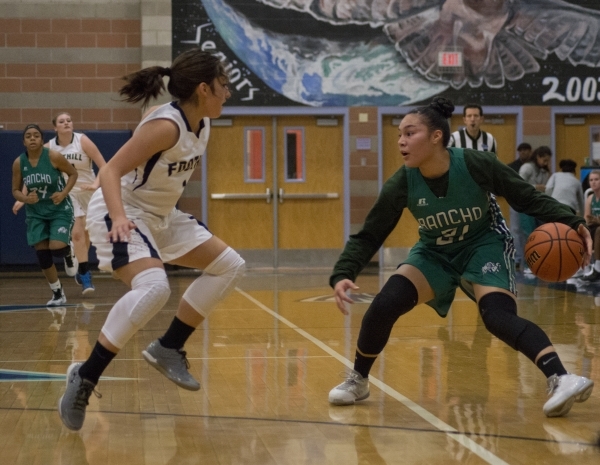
[429, 97, 455, 119]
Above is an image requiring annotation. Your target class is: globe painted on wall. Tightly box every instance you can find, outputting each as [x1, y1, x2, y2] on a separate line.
[200, 0, 448, 107]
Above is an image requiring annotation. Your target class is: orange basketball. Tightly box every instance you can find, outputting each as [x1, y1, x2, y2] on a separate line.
[524, 223, 584, 282]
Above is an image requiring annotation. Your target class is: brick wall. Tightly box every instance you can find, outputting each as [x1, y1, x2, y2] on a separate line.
[0, 1, 142, 131]
[348, 107, 379, 235]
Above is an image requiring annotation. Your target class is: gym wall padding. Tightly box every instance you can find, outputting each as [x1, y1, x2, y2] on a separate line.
[0, 130, 131, 266]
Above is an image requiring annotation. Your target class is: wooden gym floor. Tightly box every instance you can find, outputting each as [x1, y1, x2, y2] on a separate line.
[0, 269, 598, 464]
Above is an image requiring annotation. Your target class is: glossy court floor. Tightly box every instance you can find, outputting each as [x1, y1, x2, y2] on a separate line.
[0, 268, 599, 465]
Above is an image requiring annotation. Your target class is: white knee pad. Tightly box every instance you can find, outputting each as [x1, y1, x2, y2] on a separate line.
[183, 247, 245, 317]
[102, 267, 171, 349]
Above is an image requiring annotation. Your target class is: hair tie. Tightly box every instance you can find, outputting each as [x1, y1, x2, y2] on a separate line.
[162, 67, 172, 77]
[23, 123, 43, 138]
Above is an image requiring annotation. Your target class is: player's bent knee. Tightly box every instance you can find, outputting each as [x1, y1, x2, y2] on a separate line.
[51, 246, 70, 259]
[102, 267, 170, 349]
[129, 268, 171, 326]
[182, 247, 245, 317]
[362, 274, 418, 326]
[478, 292, 525, 349]
[36, 249, 54, 270]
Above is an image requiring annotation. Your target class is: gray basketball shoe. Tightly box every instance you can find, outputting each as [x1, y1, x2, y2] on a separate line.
[142, 340, 200, 391]
[328, 370, 370, 405]
[58, 362, 100, 431]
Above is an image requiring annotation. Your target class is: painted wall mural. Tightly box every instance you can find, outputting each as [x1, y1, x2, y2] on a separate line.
[173, 0, 600, 106]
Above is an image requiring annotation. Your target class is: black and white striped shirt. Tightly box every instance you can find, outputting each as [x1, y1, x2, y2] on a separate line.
[448, 128, 497, 153]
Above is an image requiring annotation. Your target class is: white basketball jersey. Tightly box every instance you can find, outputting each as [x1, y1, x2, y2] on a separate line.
[49, 132, 96, 193]
[121, 102, 210, 217]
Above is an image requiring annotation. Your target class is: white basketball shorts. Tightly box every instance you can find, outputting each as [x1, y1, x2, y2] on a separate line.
[70, 190, 93, 218]
[86, 190, 213, 272]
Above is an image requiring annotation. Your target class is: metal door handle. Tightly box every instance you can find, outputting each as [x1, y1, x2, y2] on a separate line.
[211, 188, 272, 204]
[278, 188, 339, 204]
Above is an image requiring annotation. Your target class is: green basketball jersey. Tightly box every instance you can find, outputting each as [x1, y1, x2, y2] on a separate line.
[20, 148, 73, 219]
[591, 194, 600, 217]
[406, 148, 504, 253]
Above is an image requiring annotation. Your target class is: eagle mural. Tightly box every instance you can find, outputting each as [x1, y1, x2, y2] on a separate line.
[175, 0, 600, 106]
[257, 0, 600, 89]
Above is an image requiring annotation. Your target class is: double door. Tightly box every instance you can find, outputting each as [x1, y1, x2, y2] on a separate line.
[206, 115, 344, 268]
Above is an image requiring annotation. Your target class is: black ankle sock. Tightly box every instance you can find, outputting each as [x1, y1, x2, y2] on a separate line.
[159, 316, 195, 350]
[354, 351, 377, 379]
[78, 262, 89, 275]
[536, 352, 568, 378]
[79, 342, 117, 385]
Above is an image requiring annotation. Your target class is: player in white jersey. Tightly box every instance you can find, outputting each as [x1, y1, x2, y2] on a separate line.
[58, 48, 246, 432]
[118, 103, 208, 216]
[448, 104, 497, 153]
[47, 112, 106, 294]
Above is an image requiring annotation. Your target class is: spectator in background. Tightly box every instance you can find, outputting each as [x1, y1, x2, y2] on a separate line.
[582, 170, 600, 281]
[546, 159, 584, 215]
[507, 143, 532, 270]
[520, 146, 552, 194]
[448, 104, 497, 153]
[508, 143, 532, 174]
[519, 146, 553, 273]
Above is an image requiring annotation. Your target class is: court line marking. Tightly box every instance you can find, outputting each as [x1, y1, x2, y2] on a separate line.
[0, 355, 334, 364]
[236, 287, 510, 465]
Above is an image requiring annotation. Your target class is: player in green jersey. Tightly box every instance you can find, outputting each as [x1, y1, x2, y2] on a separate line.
[582, 170, 600, 281]
[11, 124, 78, 306]
[328, 98, 594, 418]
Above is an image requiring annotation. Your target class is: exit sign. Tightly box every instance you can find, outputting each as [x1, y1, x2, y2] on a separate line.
[438, 51, 463, 67]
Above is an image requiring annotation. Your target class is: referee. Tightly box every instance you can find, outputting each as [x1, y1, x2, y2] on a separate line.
[448, 104, 497, 153]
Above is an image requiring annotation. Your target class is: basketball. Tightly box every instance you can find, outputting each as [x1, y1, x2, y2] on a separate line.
[524, 223, 584, 282]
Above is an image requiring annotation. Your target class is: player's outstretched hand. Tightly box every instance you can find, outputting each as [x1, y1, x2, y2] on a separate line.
[578, 223, 593, 266]
[333, 279, 359, 315]
[107, 216, 137, 243]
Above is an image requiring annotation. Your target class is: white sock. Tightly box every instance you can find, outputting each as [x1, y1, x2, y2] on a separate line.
[49, 280, 61, 291]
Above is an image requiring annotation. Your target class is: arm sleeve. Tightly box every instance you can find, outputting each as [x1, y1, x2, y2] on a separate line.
[329, 169, 408, 288]
[463, 150, 586, 230]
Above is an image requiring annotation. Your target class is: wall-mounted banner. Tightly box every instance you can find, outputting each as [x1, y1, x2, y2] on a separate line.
[173, 0, 600, 107]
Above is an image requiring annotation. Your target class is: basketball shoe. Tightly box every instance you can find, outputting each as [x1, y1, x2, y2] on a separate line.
[47, 287, 66, 306]
[328, 370, 370, 405]
[142, 340, 200, 391]
[75, 271, 95, 295]
[58, 362, 100, 431]
[543, 373, 594, 417]
[64, 245, 78, 277]
[580, 269, 600, 282]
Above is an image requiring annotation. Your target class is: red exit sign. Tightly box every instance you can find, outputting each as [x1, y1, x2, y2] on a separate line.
[438, 51, 463, 67]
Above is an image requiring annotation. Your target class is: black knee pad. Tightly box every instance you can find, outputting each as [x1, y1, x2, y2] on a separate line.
[357, 274, 418, 355]
[51, 246, 70, 258]
[478, 292, 552, 360]
[36, 249, 54, 270]
[478, 292, 525, 350]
